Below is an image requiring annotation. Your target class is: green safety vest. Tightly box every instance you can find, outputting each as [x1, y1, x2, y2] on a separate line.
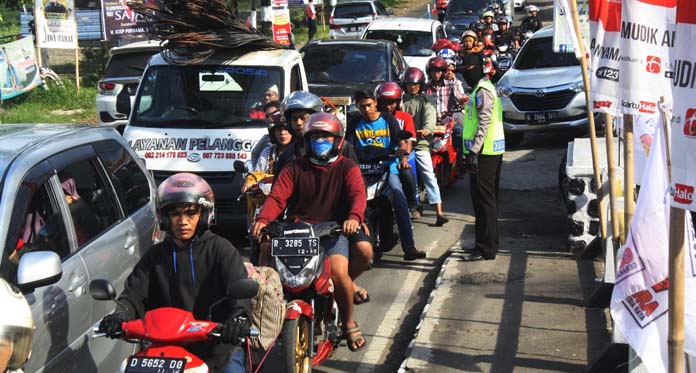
[462, 79, 505, 155]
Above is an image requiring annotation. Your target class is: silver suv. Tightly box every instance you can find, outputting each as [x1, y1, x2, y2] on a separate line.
[0, 124, 158, 372]
[329, 0, 391, 39]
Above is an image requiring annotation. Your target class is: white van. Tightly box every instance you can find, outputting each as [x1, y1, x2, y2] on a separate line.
[122, 48, 308, 224]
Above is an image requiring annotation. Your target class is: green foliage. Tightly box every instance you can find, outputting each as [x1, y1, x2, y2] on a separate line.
[1, 81, 97, 124]
[0, 9, 20, 39]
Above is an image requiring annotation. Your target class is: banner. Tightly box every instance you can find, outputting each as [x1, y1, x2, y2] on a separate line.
[272, 7, 292, 45]
[101, 0, 149, 40]
[610, 119, 696, 373]
[0, 36, 42, 101]
[34, 0, 77, 48]
[553, 0, 590, 58]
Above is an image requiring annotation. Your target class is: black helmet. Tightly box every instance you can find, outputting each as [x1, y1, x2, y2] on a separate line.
[266, 112, 291, 144]
[157, 173, 215, 232]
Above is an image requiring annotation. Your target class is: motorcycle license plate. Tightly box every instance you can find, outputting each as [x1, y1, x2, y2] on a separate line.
[359, 163, 384, 175]
[125, 357, 186, 373]
[525, 111, 558, 124]
[272, 237, 320, 256]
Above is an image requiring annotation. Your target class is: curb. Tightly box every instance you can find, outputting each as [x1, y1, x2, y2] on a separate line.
[397, 242, 460, 372]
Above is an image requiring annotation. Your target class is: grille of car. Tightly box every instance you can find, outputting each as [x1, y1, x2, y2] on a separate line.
[510, 89, 577, 111]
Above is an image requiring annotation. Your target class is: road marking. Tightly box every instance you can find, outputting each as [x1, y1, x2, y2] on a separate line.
[356, 238, 440, 372]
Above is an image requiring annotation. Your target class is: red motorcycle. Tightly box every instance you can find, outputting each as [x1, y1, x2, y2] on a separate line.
[431, 115, 459, 189]
[89, 278, 259, 373]
[264, 220, 343, 373]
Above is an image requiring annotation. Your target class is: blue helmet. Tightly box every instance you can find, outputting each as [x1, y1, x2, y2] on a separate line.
[437, 48, 456, 60]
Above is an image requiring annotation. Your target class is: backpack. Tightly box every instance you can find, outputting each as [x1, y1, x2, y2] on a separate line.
[245, 263, 286, 350]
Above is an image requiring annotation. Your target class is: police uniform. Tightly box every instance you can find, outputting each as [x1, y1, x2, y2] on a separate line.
[462, 78, 505, 259]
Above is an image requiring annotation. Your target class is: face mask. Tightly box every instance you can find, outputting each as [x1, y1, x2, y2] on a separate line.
[310, 138, 333, 158]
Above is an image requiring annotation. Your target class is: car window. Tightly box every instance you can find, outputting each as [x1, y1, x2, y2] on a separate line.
[290, 63, 302, 92]
[334, 3, 373, 18]
[59, 159, 121, 247]
[376, 2, 388, 15]
[94, 140, 151, 216]
[303, 45, 388, 83]
[365, 30, 433, 57]
[447, 0, 489, 14]
[104, 50, 157, 79]
[514, 37, 580, 70]
[391, 51, 401, 80]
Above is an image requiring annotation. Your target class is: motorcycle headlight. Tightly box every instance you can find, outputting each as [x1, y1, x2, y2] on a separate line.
[275, 256, 319, 289]
[432, 139, 445, 151]
[497, 84, 513, 98]
[570, 80, 585, 93]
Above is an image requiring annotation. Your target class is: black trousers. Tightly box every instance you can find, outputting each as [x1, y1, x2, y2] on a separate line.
[469, 154, 503, 259]
[307, 18, 317, 40]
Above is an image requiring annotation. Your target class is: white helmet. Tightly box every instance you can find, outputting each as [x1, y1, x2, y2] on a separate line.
[527, 4, 539, 14]
[0, 279, 34, 372]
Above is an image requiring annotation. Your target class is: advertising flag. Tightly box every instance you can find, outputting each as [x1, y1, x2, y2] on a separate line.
[553, 0, 590, 59]
[272, 7, 292, 45]
[101, 0, 149, 40]
[34, 0, 78, 48]
[0, 36, 42, 101]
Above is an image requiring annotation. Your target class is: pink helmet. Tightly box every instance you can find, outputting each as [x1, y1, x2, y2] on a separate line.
[157, 173, 215, 231]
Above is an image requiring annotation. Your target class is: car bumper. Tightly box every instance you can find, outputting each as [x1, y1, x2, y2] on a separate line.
[501, 90, 596, 133]
[96, 94, 129, 128]
[330, 29, 363, 39]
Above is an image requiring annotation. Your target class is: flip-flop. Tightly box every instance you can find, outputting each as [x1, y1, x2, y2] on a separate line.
[342, 322, 367, 352]
[353, 287, 370, 305]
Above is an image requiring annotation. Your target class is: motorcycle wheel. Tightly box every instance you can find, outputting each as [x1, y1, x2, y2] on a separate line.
[281, 316, 312, 373]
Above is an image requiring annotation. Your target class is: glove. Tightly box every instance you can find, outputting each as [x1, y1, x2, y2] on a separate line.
[465, 152, 478, 174]
[221, 317, 250, 344]
[99, 313, 125, 339]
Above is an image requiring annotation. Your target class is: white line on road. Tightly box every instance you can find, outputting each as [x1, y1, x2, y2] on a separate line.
[356, 238, 440, 373]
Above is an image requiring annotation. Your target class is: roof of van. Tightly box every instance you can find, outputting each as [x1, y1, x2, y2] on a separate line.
[147, 48, 301, 67]
[110, 40, 161, 56]
[365, 17, 441, 32]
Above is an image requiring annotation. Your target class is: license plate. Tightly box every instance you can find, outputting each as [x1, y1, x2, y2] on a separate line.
[271, 237, 320, 256]
[525, 112, 558, 123]
[351, 26, 362, 32]
[359, 163, 384, 174]
[125, 357, 186, 373]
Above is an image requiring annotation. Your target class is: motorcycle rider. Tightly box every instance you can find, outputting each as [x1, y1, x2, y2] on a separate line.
[481, 10, 498, 32]
[520, 5, 542, 34]
[460, 30, 483, 60]
[0, 279, 33, 373]
[98, 173, 252, 372]
[251, 113, 371, 351]
[494, 16, 519, 49]
[424, 57, 468, 118]
[249, 112, 293, 175]
[400, 67, 450, 226]
[434, 0, 448, 23]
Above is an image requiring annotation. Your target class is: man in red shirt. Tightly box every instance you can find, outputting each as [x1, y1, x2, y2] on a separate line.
[305, 0, 317, 41]
[251, 112, 370, 352]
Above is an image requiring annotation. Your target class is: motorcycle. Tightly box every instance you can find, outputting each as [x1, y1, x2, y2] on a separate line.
[89, 278, 259, 373]
[234, 160, 274, 265]
[495, 44, 516, 74]
[431, 115, 459, 189]
[263, 221, 343, 373]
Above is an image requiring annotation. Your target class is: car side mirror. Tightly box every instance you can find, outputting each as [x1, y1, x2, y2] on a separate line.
[17, 251, 62, 293]
[89, 279, 117, 301]
[116, 91, 132, 118]
[233, 160, 249, 173]
[227, 278, 259, 300]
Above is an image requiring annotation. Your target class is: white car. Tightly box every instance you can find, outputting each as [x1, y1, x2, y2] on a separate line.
[514, 0, 526, 10]
[496, 26, 596, 147]
[361, 17, 446, 74]
[330, 0, 391, 40]
[95, 40, 159, 130]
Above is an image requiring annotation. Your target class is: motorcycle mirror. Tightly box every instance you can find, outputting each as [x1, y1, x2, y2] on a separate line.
[227, 278, 259, 300]
[89, 279, 117, 301]
[233, 160, 249, 173]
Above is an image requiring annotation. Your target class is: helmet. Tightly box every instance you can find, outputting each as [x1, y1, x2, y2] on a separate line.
[157, 173, 215, 232]
[527, 4, 539, 14]
[496, 15, 509, 25]
[426, 57, 448, 74]
[401, 67, 426, 89]
[302, 112, 345, 163]
[437, 48, 456, 60]
[461, 30, 478, 42]
[375, 81, 403, 101]
[280, 90, 323, 122]
[482, 10, 494, 18]
[474, 23, 487, 33]
[266, 111, 291, 144]
[0, 278, 33, 371]
[444, 59, 456, 67]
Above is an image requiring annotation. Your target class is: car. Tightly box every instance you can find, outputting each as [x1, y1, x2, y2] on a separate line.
[443, 0, 492, 38]
[96, 40, 160, 130]
[514, 0, 526, 10]
[329, 0, 391, 40]
[496, 26, 596, 147]
[361, 17, 446, 74]
[300, 39, 407, 100]
[0, 124, 158, 372]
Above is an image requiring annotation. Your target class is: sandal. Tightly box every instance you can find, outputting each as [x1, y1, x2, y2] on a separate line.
[342, 322, 366, 352]
[353, 287, 370, 305]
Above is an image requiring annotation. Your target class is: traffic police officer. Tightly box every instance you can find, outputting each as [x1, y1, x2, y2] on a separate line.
[459, 53, 505, 261]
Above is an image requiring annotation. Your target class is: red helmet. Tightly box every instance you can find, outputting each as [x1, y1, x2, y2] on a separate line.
[375, 82, 402, 101]
[427, 57, 448, 74]
[302, 112, 345, 162]
[401, 67, 426, 87]
[157, 172, 215, 232]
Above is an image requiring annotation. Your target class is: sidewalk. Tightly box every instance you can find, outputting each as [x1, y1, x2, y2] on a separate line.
[401, 145, 613, 372]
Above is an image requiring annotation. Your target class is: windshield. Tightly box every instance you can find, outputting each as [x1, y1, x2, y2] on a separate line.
[131, 65, 283, 128]
[105, 51, 158, 79]
[303, 46, 389, 83]
[365, 30, 432, 57]
[448, 0, 489, 14]
[333, 3, 373, 18]
[514, 37, 580, 70]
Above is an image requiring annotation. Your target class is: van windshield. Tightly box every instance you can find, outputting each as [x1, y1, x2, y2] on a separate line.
[131, 65, 283, 128]
[365, 30, 432, 56]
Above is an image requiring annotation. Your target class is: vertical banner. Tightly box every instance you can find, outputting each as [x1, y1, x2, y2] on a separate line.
[272, 6, 291, 45]
[669, 0, 696, 211]
[553, 0, 590, 57]
[0, 36, 42, 101]
[101, 0, 149, 41]
[34, 0, 78, 49]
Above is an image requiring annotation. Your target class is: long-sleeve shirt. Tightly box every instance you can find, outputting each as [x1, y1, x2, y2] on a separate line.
[402, 93, 437, 151]
[424, 80, 467, 115]
[470, 83, 496, 154]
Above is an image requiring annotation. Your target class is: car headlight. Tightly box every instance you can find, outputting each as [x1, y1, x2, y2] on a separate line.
[275, 256, 318, 289]
[570, 81, 585, 93]
[497, 84, 513, 98]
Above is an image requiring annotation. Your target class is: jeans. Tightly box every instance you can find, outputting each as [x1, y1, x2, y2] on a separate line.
[387, 173, 415, 249]
[218, 348, 246, 373]
[399, 167, 418, 211]
[415, 150, 442, 205]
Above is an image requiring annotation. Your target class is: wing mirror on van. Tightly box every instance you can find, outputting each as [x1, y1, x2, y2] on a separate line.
[89, 279, 117, 301]
[233, 160, 249, 174]
[17, 251, 62, 293]
[116, 90, 132, 118]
